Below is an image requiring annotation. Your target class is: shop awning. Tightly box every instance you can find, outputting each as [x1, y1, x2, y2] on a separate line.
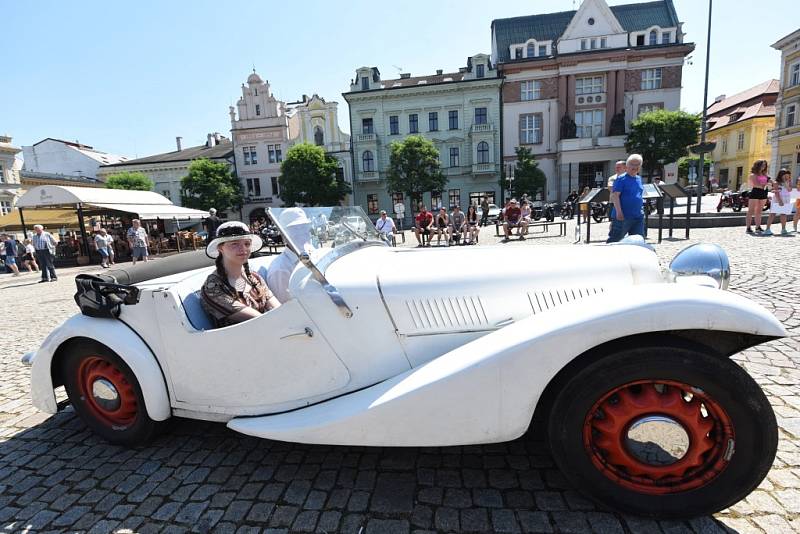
[0, 208, 79, 231]
[15, 185, 208, 220]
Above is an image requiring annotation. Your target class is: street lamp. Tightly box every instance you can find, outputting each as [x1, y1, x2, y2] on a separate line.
[696, 0, 713, 213]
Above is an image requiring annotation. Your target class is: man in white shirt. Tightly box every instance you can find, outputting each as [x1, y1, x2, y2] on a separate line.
[607, 160, 626, 191]
[266, 208, 312, 303]
[374, 210, 395, 237]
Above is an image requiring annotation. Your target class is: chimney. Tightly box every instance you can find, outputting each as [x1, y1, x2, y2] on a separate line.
[714, 94, 726, 103]
[207, 133, 216, 147]
[436, 69, 443, 75]
[213, 132, 222, 143]
[400, 73, 411, 79]
[175, 136, 183, 151]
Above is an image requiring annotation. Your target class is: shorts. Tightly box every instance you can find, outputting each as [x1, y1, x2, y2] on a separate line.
[4, 256, 16, 265]
[505, 220, 522, 227]
[749, 187, 767, 200]
[132, 246, 148, 259]
[23, 253, 33, 262]
[98, 248, 109, 257]
[417, 227, 431, 235]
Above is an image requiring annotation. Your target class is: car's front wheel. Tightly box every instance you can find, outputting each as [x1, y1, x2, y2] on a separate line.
[547, 345, 777, 519]
[61, 341, 166, 446]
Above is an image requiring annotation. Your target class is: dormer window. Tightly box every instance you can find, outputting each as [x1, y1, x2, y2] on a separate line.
[527, 43, 535, 58]
[662, 32, 672, 44]
[600, 37, 607, 48]
[581, 39, 588, 50]
[636, 35, 645, 46]
[361, 76, 369, 90]
[476, 64, 485, 78]
[649, 30, 658, 45]
[538, 45, 547, 57]
[515, 48, 523, 59]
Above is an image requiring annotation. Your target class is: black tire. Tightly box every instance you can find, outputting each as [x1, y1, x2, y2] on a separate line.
[732, 203, 742, 212]
[532, 212, 542, 222]
[547, 345, 777, 519]
[561, 206, 574, 220]
[591, 209, 604, 223]
[61, 340, 167, 446]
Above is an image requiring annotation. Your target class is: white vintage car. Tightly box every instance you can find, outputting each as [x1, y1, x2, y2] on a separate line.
[24, 206, 784, 519]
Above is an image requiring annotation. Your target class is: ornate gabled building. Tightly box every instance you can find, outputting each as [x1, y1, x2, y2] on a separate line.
[492, 0, 693, 198]
[343, 54, 502, 221]
[230, 71, 353, 219]
[771, 29, 800, 178]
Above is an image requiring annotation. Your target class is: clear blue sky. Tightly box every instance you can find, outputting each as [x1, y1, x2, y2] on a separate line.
[4, 0, 796, 160]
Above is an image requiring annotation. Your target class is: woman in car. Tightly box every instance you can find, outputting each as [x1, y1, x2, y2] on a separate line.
[201, 221, 281, 328]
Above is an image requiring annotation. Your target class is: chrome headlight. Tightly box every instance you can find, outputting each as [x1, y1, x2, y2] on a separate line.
[668, 243, 730, 290]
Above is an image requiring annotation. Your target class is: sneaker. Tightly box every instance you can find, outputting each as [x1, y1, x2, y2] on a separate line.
[746, 228, 754, 234]
[781, 229, 790, 236]
[50, 278, 58, 282]
[38, 280, 48, 283]
[502, 237, 510, 243]
[755, 227, 764, 233]
[762, 229, 773, 236]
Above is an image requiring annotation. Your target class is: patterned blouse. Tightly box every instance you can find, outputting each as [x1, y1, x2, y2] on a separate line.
[201, 269, 275, 328]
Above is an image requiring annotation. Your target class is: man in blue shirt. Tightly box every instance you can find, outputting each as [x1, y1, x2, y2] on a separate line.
[606, 154, 645, 243]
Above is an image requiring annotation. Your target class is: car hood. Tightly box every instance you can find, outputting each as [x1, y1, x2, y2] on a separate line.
[377, 244, 663, 336]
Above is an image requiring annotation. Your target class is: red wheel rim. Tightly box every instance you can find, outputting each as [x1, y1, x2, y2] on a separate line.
[583, 379, 734, 495]
[77, 356, 138, 428]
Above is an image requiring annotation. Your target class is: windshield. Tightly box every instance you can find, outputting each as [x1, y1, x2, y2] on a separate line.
[268, 206, 385, 258]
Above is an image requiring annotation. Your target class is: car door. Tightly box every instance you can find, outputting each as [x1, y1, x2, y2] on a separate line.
[155, 295, 351, 414]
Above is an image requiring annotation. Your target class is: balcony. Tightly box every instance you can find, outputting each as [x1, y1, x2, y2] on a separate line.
[470, 123, 494, 134]
[358, 171, 380, 182]
[355, 133, 377, 143]
[557, 135, 626, 152]
[472, 163, 498, 175]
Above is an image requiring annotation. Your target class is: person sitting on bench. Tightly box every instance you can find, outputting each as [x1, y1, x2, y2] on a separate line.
[450, 205, 465, 245]
[503, 199, 528, 241]
[414, 204, 434, 247]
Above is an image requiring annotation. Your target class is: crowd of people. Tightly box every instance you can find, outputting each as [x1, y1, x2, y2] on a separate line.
[745, 161, 798, 236]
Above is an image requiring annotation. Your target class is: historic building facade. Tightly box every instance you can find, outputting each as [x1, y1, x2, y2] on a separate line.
[230, 71, 353, 220]
[343, 54, 502, 221]
[22, 138, 128, 180]
[771, 29, 800, 178]
[0, 136, 22, 216]
[706, 81, 778, 191]
[492, 0, 693, 199]
[97, 134, 234, 209]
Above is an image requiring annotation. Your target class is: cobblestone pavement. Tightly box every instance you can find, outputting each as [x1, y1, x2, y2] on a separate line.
[2, 220, 799, 533]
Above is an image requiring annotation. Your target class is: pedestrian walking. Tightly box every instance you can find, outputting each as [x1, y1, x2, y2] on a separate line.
[606, 154, 645, 243]
[21, 239, 38, 272]
[204, 208, 222, 238]
[746, 160, 770, 234]
[127, 219, 149, 265]
[763, 169, 793, 236]
[1, 234, 20, 276]
[32, 225, 58, 282]
[94, 228, 115, 267]
[607, 160, 626, 191]
[480, 195, 490, 227]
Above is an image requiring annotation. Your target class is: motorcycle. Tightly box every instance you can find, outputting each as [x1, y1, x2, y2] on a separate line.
[531, 203, 557, 222]
[737, 190, 771, 212]
[590, 202, 608, 223]
[560, 200, 575, 220]
[716, 189, 743, 212]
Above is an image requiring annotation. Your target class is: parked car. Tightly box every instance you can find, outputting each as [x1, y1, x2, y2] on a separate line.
[24, 206, 784, 519]
[484, 203, 501, 223]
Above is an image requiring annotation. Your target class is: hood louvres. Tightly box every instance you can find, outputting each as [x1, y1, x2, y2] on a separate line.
[528, 288, 604, 314]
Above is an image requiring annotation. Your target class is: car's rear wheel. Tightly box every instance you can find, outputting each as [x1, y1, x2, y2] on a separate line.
[547, 346, 777, 518]
[61, 341, 165, 446]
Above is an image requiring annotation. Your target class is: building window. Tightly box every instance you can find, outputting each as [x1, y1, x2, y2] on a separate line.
[389, 115, 399, 135]
[736, 166, 744, 186]
[787, 105, 797, 127]
[161, 189, 172, 200]
[0, 163, 4, 183]
[662, 32, 672, 44]
[538, 45, 547, 57]
[361, 76, 369, 90]
[362, 151, 374, 172]
[367, 194, 379, 214]
[476, 141, 490, 164]
[268, 144, 281, 163]
[246, 178, 261, 197]
[448, 189, 461, 209]
[431, 192, 442, 209]
[637, 102, 664, 115]
[429, 112, 439, 131]
[636, 34, 645, 46]
[791, 63, 800, 87]
[335, 167, 344, 181]
[527, 43, 535, 58]
[275, 146, 282, 163]
[581, 39, 588, 50]
[392, 192, 404, 211]
[519, 114, 543, 144]
[521, 80, 542, 101]
[600, 37, 607, 48]
[641, 68, 663, 90]
[476, 64, 485, 78]
[722, 137, 728, 154]
[314, 126, 324, 146]
[362, 118, 374, 134]
[255, 104, 261, 116]
[576, 76, 603, 95]
[649, 30, 658, 45]
[474, 107, 487, 125]
[515, 48, 523, 59]
[243, 146, 257, 165]
[0, 201, 10, 215]
[448, 110, 459, 130]
[409, 114, 419, 133]
[575, 109, 604, 138]
[737, 131, 745, 151]
[271, 176, 279, 195]
[449, 147, 460, 167]
[590, 38, 597, 49]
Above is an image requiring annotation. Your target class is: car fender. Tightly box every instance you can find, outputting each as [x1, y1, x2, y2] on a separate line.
[30, 314, 171, 421]
[228, 284, 785, 446]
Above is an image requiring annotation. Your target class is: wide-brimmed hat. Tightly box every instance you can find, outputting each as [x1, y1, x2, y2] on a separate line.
[278, 207, 311, 228]
[205, 221, 263, 258]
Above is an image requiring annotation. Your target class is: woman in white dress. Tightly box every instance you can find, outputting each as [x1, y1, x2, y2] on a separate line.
[764, 169, 793, 236]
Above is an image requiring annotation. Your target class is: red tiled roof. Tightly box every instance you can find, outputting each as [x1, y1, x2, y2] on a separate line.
[707, 80, 779, 116]
[707, 101, 776, 132]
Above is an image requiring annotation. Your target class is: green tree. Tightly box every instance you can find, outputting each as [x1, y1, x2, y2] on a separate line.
[625, 109, 701, 182]
[385, 135, 447, 207]
[105, 171, 154, 191]
[677, 155, 713, 183]
[501, 146, 547, 200]
[278, 143, 351, 206]
[180, 158, 243, 211]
